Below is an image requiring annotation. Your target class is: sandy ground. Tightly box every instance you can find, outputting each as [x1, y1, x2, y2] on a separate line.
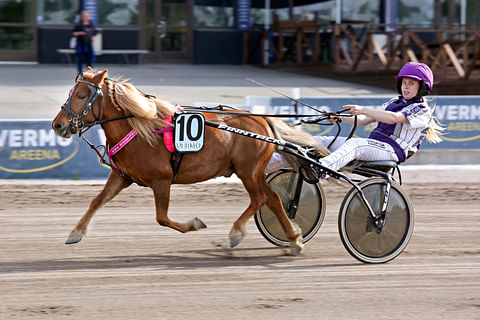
[0, 170, 479, 320]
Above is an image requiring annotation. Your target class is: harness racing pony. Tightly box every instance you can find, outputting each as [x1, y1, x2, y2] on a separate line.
[51, 67, 328, 255]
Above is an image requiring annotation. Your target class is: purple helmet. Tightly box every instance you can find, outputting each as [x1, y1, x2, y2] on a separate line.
[396, 62, 434, 91]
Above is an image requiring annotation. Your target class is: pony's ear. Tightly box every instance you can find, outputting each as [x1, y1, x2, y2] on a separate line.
[94, 69, 108, 85]
[86, 66, 94, 73]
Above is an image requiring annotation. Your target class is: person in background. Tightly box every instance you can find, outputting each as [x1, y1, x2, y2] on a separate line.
[266, 62, 444, 174]
[72, 11, 98, 75]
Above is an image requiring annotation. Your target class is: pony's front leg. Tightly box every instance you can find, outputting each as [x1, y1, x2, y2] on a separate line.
[66, 172, 132, 244]
[152, 181, 207, 233]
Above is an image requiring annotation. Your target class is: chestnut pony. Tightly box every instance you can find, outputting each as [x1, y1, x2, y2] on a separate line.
[52, 67, 327, 255]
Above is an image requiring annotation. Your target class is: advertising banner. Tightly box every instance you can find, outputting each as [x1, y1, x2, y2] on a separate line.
[236, 0, 251, 31]
[246, 96, 480, 150]
[83, 0, 98, 26]
[0, 120, 110, 179]
[1, 96, 479, 179]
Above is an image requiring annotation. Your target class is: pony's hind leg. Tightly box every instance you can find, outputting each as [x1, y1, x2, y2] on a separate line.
[151, 180, 207, 233]
[263, 182, 303, 255]
[66, 172, 132, 244]
[230, 174, 303, 255]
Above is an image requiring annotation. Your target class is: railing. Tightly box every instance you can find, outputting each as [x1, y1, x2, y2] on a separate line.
[332, 23, 480, 80]
[247, 21, 480, 81]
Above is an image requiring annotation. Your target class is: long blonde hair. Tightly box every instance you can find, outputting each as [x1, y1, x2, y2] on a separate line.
[424, 98, 445, 144]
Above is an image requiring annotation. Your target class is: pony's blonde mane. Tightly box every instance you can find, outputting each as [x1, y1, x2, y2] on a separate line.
[104, 78, 177, 146]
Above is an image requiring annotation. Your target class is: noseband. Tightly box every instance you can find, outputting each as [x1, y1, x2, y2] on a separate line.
[61, 73, 104, 136]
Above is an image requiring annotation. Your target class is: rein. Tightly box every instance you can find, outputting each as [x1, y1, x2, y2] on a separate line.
[181, 105, 353, 118]
[181, 105, 343, 118]
[183, 105, 357, 153]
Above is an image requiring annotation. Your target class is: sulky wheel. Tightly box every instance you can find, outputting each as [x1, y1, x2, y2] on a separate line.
[255, 169, 326, 247]
[338, 177, 414, 264]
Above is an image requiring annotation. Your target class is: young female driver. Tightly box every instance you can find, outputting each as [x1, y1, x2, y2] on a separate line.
[266, 62, 443, 173]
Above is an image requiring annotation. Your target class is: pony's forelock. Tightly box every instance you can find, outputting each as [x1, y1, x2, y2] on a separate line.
[81, 67, 97, 78]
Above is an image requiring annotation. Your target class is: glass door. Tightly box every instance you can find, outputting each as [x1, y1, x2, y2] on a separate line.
[0, 0, 36, 61]
[141, 0, 193, 62]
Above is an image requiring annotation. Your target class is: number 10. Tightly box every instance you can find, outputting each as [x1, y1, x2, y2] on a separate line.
[177, 114, 203, 142]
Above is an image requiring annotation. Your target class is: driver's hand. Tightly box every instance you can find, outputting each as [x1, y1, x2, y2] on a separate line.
[328, 116, 340, 124]
[344, 104, 364, 115]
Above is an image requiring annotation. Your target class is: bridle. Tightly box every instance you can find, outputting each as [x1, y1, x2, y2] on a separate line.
[61, 73, 105, 136]
[61, 73, 135, 137]
[59, 73, 136, 180]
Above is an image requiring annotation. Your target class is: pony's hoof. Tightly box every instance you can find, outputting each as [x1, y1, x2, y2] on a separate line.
[229, 228, 245, 248]
[287, 242, 304, 256]
[187, 217, 207, 231]
[230, 237, 242, 248]
[65, 230, 83, 244]
[193, 217, 207, 230]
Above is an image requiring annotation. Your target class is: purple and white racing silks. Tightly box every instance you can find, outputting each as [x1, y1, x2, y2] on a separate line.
[369, 96, 432, 162]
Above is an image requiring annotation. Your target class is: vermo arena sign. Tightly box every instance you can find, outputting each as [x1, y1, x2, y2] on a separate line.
[0, 120, 110, 179]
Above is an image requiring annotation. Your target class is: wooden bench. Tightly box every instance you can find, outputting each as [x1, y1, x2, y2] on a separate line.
[57, 49, 150, 64]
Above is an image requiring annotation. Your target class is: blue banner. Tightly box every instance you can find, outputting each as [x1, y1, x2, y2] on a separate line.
[246, 96, 480, 150]
[2, 97, 479, 179]
[83, 0, 98, 26]
[384, 0, 398, 31]
[0, 121, 109, 179]
[236, 0, 251, 31]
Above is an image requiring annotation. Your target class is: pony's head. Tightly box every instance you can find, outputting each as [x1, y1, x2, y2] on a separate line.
[52, 66, 107, 138]
[52, 67, 177, 146]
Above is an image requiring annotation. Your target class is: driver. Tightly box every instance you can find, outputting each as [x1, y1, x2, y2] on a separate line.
[266, 62, 443, 174]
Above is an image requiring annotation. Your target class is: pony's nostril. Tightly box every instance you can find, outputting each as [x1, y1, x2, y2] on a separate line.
[54, 123, 63, 130]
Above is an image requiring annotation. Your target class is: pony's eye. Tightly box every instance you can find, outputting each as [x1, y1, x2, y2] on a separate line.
[78, 94, 86, 99]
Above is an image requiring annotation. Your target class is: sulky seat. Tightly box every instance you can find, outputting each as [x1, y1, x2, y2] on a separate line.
[344, 160, 398, 173]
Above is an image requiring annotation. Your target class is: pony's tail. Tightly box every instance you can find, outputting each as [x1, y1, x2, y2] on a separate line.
[266, 117, 330, 171]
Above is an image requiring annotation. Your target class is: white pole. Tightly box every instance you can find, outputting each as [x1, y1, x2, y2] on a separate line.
[461, 0, 466, 40]
[291, 88, 300, 121]
[460, 0, 466, 25]
[264, 0, 271, 65]
[291, 88, 300, 100]
[336, 0, 342, 24]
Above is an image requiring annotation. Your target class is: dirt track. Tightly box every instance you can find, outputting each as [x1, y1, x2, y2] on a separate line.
[0, 170, 479, 320]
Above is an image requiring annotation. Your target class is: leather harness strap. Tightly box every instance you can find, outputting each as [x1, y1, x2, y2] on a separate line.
[170, 151, 184, 184]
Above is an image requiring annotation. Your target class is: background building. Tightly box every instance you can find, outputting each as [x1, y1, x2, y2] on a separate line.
[0, 0, 478, 64]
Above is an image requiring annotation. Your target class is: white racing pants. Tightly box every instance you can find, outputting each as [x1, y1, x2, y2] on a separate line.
[265, 136, 399, 173]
